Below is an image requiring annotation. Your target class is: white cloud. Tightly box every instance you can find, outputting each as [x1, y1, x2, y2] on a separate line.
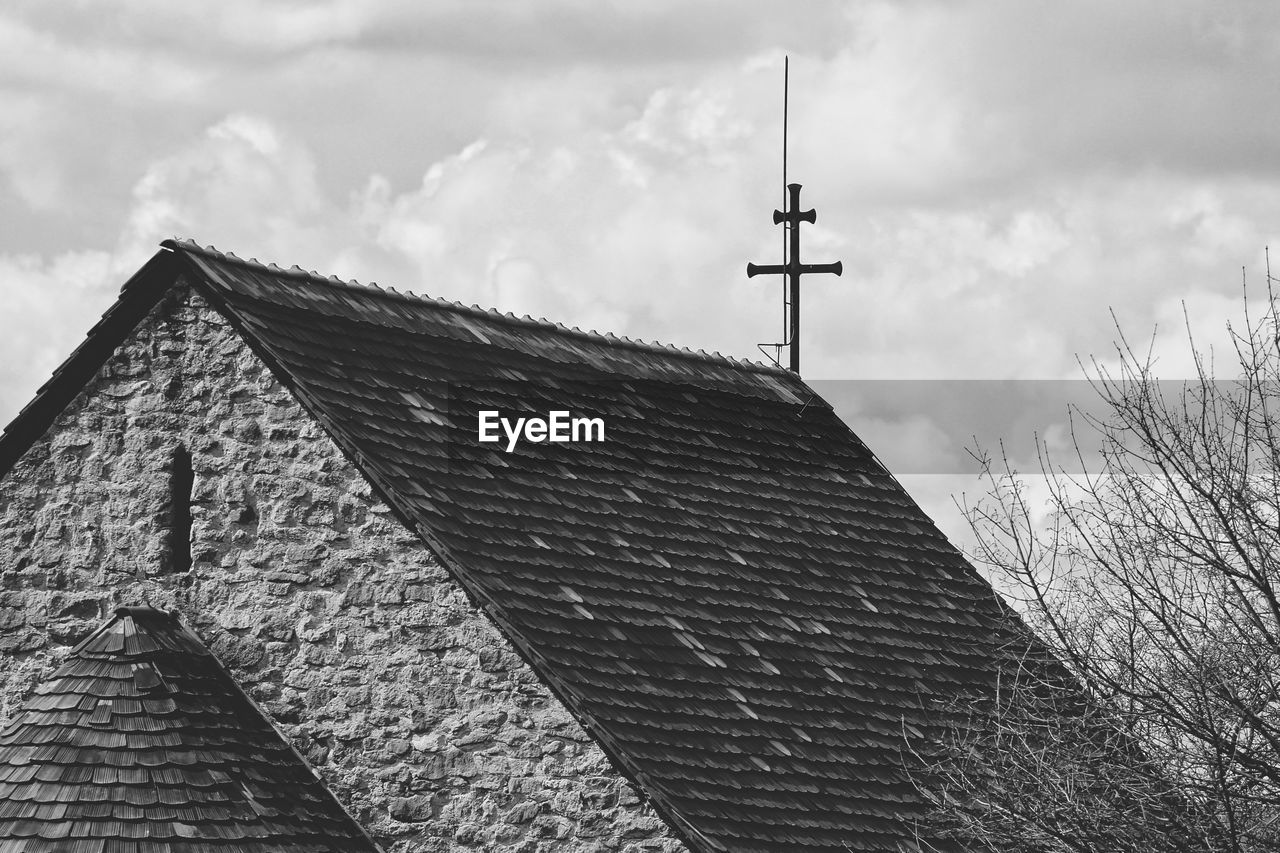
[0, 250, 119, 419]
[121, 114, 340, 265]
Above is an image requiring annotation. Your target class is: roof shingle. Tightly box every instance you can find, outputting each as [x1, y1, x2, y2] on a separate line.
[0, 605, 380, 853]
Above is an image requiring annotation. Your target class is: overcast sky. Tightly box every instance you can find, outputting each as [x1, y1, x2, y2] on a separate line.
[3, 1, 1278, 546]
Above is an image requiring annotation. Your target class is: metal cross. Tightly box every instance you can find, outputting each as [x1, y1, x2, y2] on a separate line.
[747, 183, 842, 374]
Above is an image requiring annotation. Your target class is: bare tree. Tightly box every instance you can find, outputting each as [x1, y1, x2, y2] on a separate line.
[914, 267, 1280, 852]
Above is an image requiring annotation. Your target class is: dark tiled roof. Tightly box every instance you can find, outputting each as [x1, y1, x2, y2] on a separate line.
[0, 606, 380, 853]
[0, 240, 1024, 853]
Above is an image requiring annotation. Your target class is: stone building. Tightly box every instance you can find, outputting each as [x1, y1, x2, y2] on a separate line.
[0, 240, 1023, 852]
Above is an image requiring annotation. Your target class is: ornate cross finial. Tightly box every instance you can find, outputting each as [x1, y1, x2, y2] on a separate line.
[747, 182, 842, 374]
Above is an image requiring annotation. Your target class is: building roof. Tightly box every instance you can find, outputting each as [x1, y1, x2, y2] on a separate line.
[0, 240, 1024, 853]
[0, 605, 381, 853]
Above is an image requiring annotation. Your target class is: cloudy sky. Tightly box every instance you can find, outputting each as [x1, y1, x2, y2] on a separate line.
[3, 1, 1278, 546]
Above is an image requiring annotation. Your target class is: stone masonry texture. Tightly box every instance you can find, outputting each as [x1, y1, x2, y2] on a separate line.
[0, 283, 688, 853]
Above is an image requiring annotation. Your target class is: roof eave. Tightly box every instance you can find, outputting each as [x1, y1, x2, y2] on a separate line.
[0, 247, 182, 479]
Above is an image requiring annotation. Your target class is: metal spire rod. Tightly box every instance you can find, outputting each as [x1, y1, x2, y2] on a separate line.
[781, 55, 788, 351]
[748, 58, 842, 376]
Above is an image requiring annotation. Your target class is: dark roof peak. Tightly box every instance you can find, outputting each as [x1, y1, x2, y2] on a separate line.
[113, 603, 175, 620]
[68, 603, 204, 661]
[162, 237, 788, 378]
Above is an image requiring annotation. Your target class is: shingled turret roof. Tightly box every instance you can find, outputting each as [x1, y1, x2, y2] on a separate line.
[0, 606, 380, 853]
[0, 240, 1025, 853]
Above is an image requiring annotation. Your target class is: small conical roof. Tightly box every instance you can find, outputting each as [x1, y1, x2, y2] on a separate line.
[0, 606, 380, 853]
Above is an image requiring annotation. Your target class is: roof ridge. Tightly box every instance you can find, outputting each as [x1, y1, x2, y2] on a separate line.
[162, 238, 793, 379]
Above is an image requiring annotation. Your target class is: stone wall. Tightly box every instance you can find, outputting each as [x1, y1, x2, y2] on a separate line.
[0, 283, 687, 853]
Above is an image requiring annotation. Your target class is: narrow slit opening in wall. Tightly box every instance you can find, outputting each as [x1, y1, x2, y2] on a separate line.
[166, 445, 194, 574]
